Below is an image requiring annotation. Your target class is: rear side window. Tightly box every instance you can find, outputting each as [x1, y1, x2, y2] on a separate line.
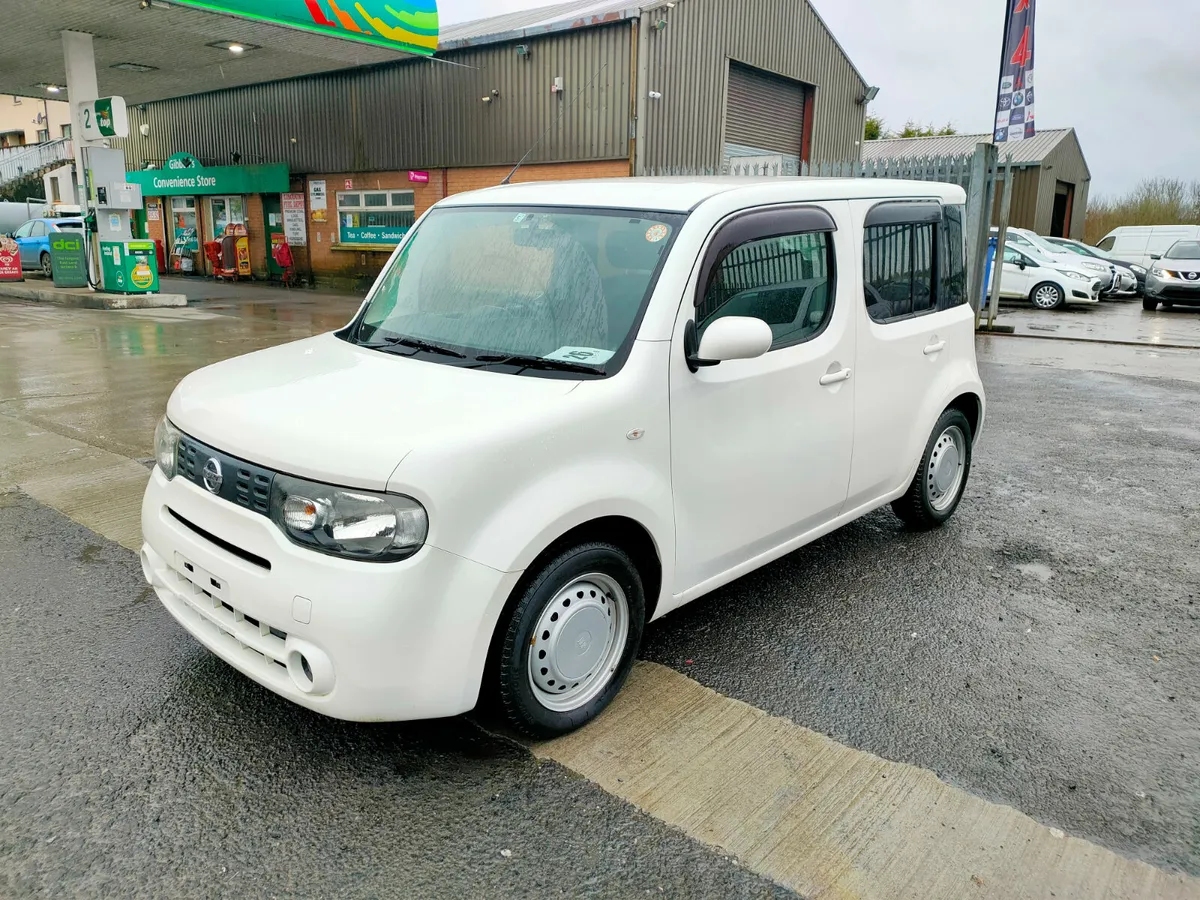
[864, 202, 964, 322]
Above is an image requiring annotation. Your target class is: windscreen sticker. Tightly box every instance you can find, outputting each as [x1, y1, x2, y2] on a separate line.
[545, 347, 616, 365]
[645, 224, 670, 243]
[513, 213, 527, 223]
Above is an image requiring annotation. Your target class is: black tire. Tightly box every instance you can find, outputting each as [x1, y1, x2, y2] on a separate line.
[1030, 281, 1065, 310]
[893, 409, 973, 531]
[495, 542, 645, 739]
[39, 252, 52, 278]
[1143, 297, 1159, 311]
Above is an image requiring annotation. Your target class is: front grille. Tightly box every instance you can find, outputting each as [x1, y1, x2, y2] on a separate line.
[177, 434, 275, 516]
[1161, 286, 1200, 302]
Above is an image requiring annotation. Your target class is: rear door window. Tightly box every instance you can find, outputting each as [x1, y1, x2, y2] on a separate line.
[864, 202, 964, 322]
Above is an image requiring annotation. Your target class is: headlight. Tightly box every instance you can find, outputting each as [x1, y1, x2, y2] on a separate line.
[1061, 270, 1090, 282]
[1130, 265, 1147, 275]
[1152, 267, 1168, 278]
[270, 474, 428, 562]
[1081, 261, 1107, 272]
[154, 416, 182, 479]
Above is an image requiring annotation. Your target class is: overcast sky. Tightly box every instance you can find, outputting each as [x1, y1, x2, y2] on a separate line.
[440, 0, 1198, 198]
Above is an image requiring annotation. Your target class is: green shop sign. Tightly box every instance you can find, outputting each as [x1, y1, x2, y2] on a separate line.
[127, 153, 289, 197]
[172, 0, 438, 56]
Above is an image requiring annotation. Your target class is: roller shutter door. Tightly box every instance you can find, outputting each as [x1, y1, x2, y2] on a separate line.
[725, 63, 808, 158]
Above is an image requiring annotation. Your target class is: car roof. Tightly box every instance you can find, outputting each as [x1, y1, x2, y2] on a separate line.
[440, 177, 967, 213]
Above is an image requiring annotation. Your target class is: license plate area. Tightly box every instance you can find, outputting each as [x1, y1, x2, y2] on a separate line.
[175, 552, 230, 604]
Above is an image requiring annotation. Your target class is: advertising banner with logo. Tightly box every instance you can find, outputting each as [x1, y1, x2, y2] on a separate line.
[171, 1, 438, 56]
[0, 235, 22, 282]
[994, 0, 1036, 144]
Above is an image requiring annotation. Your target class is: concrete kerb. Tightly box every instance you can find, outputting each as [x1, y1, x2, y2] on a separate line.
[0, 281, 187, 309]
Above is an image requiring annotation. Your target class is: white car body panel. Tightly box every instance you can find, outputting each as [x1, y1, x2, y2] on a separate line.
[143, 177, 986, 723]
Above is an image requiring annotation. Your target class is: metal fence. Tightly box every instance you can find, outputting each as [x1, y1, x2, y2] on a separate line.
[647, 144, 1001, 313]
[0, 139, 73, 191]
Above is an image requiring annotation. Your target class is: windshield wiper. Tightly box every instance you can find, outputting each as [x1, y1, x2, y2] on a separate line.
[366, 335, 468, 359]
[470, 353, 604, 375]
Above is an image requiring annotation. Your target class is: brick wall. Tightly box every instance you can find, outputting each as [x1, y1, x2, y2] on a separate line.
[245, 194, 268, 278]
[301, 159, 630, 283]
[144, 198, 168, 273]
[303, 170, 448, 283]
[446, 160, 630, 195]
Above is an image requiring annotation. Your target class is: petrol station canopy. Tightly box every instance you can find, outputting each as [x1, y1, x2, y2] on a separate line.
[0, 0, 436, 105]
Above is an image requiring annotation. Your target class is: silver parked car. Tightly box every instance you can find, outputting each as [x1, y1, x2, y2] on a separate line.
[1143, 240, 1200, 311]
[1042, 236, 1143, 296]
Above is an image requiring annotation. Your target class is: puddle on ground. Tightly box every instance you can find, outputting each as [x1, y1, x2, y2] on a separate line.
[1016, 562, 1055, 582]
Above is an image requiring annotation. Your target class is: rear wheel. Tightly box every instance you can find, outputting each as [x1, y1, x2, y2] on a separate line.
[1031, 282, 1065, 310]
[1143, 297, 1160, 311]
[496, 542, 645, 738]
[39, 252, 52, 278]
[893, 410, 973, 531]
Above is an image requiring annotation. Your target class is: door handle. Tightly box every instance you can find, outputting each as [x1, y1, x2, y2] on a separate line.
[923, 341, 947, 356]
[819, 368, 852, 386]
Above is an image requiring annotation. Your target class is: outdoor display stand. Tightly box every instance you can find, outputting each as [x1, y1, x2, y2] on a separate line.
[0, 235, 23, 283]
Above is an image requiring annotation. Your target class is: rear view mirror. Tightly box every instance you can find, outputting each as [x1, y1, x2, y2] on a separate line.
[1151, 254, 1162, 260]
[695, 316, 773, 366]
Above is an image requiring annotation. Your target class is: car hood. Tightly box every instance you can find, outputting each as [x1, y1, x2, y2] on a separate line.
[168, 333, 580, 490]
[1161, 260, 1200, 274]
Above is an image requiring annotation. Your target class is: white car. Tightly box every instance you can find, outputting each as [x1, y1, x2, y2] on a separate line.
[996, 227, 1117, 292]
[141, 178, 986, 737]
[1098, 225, 1200, 271]
[991, 243, 1103, 309]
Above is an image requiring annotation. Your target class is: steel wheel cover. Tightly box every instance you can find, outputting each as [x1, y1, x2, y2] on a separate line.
[927, 425, 966, 512]
[527, 572, 629, 713]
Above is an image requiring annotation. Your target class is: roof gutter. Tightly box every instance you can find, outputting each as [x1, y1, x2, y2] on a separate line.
[438, 7, 643, 53]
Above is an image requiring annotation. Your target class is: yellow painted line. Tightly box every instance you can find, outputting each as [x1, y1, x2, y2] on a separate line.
[535, 662, 1200, 900]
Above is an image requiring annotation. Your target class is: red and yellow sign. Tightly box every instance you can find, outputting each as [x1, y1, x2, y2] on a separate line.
[173, 0, 438, 56]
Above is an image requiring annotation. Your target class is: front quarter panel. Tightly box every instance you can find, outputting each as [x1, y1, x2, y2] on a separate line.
[387, 341, 675, 611]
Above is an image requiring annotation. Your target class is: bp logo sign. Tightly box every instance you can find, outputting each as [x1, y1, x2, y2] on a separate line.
[131, 261, 155, 290]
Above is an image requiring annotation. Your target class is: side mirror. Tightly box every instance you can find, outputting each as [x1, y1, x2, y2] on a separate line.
[1151, 254, 1162, 261]
[687, 316, 773, 371]
[1017, 260, 1027, 270]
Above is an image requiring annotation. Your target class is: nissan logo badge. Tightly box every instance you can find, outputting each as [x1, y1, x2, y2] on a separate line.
[202, 457, 224, 494]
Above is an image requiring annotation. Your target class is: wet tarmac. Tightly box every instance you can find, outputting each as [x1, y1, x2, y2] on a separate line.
[2, 291, 1199, 895]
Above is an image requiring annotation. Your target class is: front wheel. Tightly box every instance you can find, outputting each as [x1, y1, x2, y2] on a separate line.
[1143, 297, 1160, 311]
[39, 252, 52, 278]
[1030, 282, 1065, 310]
[893, 409, 973, 530]
[496, 543, 645, 738]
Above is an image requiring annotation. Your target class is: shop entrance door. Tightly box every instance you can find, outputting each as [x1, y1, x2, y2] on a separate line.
[263, 194, 286, 278]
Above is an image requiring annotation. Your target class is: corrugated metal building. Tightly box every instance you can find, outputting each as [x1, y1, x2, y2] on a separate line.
[114, 0, 870, 282]
[863, 129, 1091, 241]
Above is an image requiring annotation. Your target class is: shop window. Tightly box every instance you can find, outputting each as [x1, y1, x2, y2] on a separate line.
[337, 189, 415, 246]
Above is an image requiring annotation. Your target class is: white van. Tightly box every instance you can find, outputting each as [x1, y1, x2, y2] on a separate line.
[1097, 225, 1200, 270]
[141, 178, 986, 737]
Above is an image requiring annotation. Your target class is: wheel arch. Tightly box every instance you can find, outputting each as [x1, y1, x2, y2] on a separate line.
[480, 515, 664, 703]
[946, 391, 984, 442]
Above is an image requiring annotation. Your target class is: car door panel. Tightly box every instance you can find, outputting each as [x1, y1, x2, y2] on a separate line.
[848, 199, 976, 509]
[669, 202, 856, 594]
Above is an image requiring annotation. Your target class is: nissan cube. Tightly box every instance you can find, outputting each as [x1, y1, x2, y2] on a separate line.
[141, 178, 985, 737]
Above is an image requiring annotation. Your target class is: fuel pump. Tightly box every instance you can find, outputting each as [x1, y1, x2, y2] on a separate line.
[83, 145, 158, 294]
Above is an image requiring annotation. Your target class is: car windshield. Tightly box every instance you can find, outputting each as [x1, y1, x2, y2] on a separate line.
[1051, 240, 1095, 258]
[1164, 241, 1200, 260]
[1000, 232, 1056, 265]
[352, 206, 683, 374]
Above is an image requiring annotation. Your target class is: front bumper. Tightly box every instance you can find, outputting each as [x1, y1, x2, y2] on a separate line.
[1146, 276, 1200, 305]
[141, 468, 520, 722]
